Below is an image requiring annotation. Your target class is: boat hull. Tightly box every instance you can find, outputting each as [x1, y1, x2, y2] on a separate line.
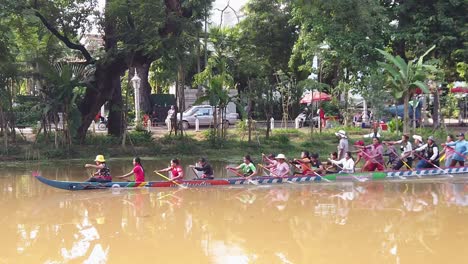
[34, 166, 468, 191]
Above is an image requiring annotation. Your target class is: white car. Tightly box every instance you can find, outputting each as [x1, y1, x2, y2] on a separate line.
[177, 105, 239, 130]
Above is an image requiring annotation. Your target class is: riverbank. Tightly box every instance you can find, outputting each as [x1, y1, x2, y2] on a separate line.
[0, 125, 464, 163]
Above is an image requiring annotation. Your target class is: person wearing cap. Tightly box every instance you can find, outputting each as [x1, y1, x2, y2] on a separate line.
[384, 134, 414, 170]
[226, 155, 257, 177]
[412, 135, 425, 160]
[274, 154, 290, 177]
[335, 130, 349, 160]
[414, 136, 440, 169]
[85, 155, 112, 182]
[442, 133, 468, 167]
[189, 157, 214, 179]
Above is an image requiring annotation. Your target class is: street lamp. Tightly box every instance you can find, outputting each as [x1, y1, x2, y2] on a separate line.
[131, 69, 141, 124]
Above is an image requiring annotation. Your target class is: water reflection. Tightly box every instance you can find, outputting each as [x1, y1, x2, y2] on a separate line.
[1, 167, 468, 263]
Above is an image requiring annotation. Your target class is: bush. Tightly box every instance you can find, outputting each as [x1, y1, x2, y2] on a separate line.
[387, 118, 403, 132]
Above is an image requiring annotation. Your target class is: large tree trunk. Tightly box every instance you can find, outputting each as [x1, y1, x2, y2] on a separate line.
[77, 62, 125, 142]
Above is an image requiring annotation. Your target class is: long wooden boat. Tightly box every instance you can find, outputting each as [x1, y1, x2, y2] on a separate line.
[34, 166, 468, 191]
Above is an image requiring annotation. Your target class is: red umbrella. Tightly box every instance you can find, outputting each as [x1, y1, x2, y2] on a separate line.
[300, 91, 331, 104]
[451, 87, 468, 93]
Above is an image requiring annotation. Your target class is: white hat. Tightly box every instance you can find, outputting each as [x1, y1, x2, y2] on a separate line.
[275, 154, 287, 160]
[335, 130, 347, 138]
[412, 135, 423, 142]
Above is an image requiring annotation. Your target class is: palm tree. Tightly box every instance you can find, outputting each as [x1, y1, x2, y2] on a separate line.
[377, 46, 437, 133]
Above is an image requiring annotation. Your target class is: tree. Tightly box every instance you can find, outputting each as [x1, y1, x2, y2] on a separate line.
[377, 45, 438, 133]
[10, 0, 211, 142]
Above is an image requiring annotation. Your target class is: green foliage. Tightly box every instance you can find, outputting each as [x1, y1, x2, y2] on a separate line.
[387, 118, 403, 133]
[127, 131, 153, 145]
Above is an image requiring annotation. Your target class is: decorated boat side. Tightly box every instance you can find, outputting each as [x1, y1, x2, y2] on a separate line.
[34, 166, 468, 191]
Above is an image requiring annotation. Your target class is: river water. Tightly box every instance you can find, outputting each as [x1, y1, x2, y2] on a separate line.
[1, 160, 468, 264]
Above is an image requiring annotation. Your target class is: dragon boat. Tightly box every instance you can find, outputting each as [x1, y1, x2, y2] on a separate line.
[34, 166, 468, 191]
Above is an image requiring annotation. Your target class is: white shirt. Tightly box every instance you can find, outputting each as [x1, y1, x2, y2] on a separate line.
[395, 140, 413, 158]
[415, 144, 439, 161]
[330, 158, 355, 173]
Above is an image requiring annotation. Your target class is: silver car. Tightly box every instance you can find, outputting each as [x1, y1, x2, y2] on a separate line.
[178, 105, 239, 130]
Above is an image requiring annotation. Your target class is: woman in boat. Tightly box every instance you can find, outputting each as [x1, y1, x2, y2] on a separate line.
[226, 155, 257, 177]
[292, 151, 312, 175]
[84, 155, 112, 182]
[443, 133, 468, 167]
[359, 137, 385, 172]
[274, 154, 290, 177]
[328, 151, 355, 174]
[262, 153, 278, 176]
[324, 152, 339, 174]
[353, 140, 370, 167]
[439, 135, 455, 167]
[116, 157, 145, 182]
[189, 157, 214, 179]
[157, 158, 184, 181]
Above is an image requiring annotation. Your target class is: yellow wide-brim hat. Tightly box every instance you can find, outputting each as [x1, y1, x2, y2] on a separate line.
[95, 155, 106, 162]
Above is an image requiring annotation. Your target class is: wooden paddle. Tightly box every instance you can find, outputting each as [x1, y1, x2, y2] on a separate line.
[412, 152, 453, 177]
[154, 171, 188, 188]
[226, 167, 258, 185]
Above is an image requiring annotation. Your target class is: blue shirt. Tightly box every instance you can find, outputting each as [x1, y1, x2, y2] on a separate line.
[446, 140, 468, 161]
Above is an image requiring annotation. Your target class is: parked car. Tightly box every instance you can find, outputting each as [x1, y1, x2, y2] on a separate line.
[177, 105, 239, 130]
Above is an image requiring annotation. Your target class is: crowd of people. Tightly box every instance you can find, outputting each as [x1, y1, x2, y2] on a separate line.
[83, 131, 468, 183]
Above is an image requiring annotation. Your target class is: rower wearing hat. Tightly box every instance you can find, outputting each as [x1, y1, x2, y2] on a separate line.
[414, 136, 440, 169]
[274, 154, 290, 177]
[335, 130, 349, 160]
[84, 155, 112, 182]
[442, 132, 468, 167]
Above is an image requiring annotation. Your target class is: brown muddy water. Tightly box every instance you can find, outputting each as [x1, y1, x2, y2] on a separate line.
[1, 160, 468, 264]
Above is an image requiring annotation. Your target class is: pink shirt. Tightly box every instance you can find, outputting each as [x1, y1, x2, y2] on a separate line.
[275, 162, 290, 177]
[133, 165, 145, 182]
[171, 166, 184, 179]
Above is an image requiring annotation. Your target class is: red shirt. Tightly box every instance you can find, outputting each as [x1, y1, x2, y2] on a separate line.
[133, 165, 145, 182]
[171, 166, 184, 180]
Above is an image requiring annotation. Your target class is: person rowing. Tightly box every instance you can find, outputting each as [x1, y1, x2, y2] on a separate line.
[384, 134, 414, 170]
[226, 155, 257, 177]
[189, 157, 214, 179]
[442, 132, 468, 167]
[413, 136, 440, 169]
[116, 157, 145, 182]
[324, 152, 339, 174]
[328, 151, 355, 174]
[291, 151, 312, 175]
[84, 155, 112, 182]
[440, 135, 455, 167]
[357, 137, 385, 172]
[156, 158, 184, 181]
[309, 153, 325, 175]
[274, 154, 290, 177]
[262, 153, 278, 176]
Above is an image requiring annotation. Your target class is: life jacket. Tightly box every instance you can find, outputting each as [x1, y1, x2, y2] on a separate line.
[425, 143, 439, 161]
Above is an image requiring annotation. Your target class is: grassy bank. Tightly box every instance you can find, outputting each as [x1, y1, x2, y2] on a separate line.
[0, 125, 462, 163]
